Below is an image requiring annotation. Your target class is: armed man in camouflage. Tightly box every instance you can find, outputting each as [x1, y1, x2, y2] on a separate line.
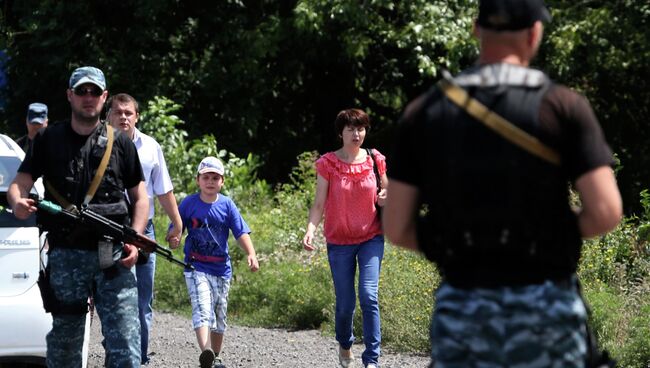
[383, 0, 622, 366]
[8, 66, 148, 367]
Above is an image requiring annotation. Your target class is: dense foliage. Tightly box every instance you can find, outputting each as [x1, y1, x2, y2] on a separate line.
[541, 1, 650, 213]
[1, 0, 648, 212]
[0, 0, 476, 183]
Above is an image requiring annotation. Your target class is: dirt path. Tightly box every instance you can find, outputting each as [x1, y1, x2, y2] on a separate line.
[87, 311, 431, 367]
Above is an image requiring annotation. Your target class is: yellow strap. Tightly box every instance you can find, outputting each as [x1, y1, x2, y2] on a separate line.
[438, 78, 561, 166]
[45, 181, 77, 213]
[45, 124, 115, 211]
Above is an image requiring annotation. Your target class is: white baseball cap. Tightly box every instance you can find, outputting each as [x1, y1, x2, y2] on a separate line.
[197, 156, 225, 175]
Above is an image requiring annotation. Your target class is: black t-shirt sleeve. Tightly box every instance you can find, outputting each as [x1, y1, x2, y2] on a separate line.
[116, 134, 144, 190]
[389, 93, 429, 186]
[18, 129, 45, 181]
[542, 85, 615, 181]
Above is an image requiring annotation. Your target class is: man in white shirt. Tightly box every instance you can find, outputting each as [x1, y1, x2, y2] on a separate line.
[107, 93, 183, 365]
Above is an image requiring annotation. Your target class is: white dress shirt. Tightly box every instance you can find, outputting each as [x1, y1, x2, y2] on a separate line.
[132, 128, 174, 220]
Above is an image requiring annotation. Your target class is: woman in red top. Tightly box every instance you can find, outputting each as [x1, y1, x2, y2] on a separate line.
[303, 108, 387, 368]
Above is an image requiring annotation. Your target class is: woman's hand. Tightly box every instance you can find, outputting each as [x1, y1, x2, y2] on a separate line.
[377, 188, 387, 207]
[303, 231, 316, 251]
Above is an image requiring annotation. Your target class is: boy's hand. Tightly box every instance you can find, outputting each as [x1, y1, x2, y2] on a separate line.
[248, 254, 259, 272]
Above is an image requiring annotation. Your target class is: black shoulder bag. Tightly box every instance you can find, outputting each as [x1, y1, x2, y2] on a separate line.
[366, 148, 382, 220]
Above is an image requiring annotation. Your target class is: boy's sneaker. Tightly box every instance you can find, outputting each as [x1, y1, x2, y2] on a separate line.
[366, 364, 378, 368]
[213, 355, 226, 368]
[199, 348, 215, 368]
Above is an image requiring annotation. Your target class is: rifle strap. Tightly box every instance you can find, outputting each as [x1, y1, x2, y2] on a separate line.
[437, 78, 561, 166]
[45, 125, 114, 213]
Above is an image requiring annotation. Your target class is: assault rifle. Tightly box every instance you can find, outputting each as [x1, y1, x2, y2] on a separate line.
[37, 200, 193, 270]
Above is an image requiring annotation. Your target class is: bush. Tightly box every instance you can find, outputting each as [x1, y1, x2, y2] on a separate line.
[151, 213, 191, 317]
[228, 249, 333, 330]
[585, 284, 650, 368]
[378, 246, 437, 352]
[578, 190, 650, 367]
[139, 95, 271, 201]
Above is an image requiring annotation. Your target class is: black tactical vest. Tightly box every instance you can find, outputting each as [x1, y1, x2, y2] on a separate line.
[37, 121, 129, 249]
[418, 64, 581, 288]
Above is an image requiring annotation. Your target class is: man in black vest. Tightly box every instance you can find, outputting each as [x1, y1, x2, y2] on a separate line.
[383, 0, 622, 366]
[8, 66, 148, 367]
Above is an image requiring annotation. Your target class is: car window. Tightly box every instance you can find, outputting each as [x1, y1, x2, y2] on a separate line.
[0, 208, 37, 227]
[0, 195, 36, 227]
[0, 155, 21, 191]
[0, 156, 37, 227]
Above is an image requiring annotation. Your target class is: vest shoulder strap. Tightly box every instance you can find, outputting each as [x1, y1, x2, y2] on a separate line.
[46, 124, 115, 211]
[437, 77, 561, 166]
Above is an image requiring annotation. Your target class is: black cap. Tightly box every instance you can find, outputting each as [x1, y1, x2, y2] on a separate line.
[477, 0, 551, 31]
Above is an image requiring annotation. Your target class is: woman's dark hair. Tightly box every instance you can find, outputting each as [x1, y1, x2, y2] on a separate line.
[334, 108, 371, 135]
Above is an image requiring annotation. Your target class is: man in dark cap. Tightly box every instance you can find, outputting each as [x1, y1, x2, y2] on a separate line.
[16, 102, 48, 154]
[8, 66, 148, 367]
[384, 0, 622, 366]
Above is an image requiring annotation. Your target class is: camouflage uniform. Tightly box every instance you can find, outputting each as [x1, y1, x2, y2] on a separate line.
[430, 277, 588, 368]
[46, 246, 140, 368]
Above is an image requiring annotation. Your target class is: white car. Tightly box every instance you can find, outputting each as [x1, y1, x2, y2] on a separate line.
[0, 134, 89, 367]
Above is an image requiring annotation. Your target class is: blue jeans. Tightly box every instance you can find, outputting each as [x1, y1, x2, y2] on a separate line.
[327, 235, 384, 366]
[135, 220, 156, 364]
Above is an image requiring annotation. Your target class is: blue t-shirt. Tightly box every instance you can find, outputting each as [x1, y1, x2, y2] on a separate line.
[179, 193, 250, 279]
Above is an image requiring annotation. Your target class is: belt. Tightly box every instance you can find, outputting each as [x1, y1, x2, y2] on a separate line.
[189, 252, 225, 263]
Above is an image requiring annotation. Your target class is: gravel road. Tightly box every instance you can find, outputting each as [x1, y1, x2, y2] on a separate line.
[87, 311, 431, 367]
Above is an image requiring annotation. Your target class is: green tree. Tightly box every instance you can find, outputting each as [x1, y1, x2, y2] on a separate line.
[541, 1, 650, 213]
[2, 0, 648, 213]
[0, 0, 476, 181]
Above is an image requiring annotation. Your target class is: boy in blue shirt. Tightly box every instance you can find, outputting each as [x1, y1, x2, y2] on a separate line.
[177, 156, 259, 368]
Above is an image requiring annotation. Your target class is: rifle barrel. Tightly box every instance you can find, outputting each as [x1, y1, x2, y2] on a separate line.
[36, 200, 193, 270]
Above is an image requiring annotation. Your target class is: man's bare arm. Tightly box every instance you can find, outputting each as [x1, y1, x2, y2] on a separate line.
[126, 181, 149, 234]
[574, 166, 623, 238]
[8, 172, 36, 220]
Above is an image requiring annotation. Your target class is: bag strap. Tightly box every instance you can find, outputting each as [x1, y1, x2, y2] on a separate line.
[45, 125, 115, 212]
[366, 148, 381, 194]
[437, 77, 561, 166]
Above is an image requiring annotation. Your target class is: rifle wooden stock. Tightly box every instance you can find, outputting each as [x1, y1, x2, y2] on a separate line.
[37, 200, 193, 270]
